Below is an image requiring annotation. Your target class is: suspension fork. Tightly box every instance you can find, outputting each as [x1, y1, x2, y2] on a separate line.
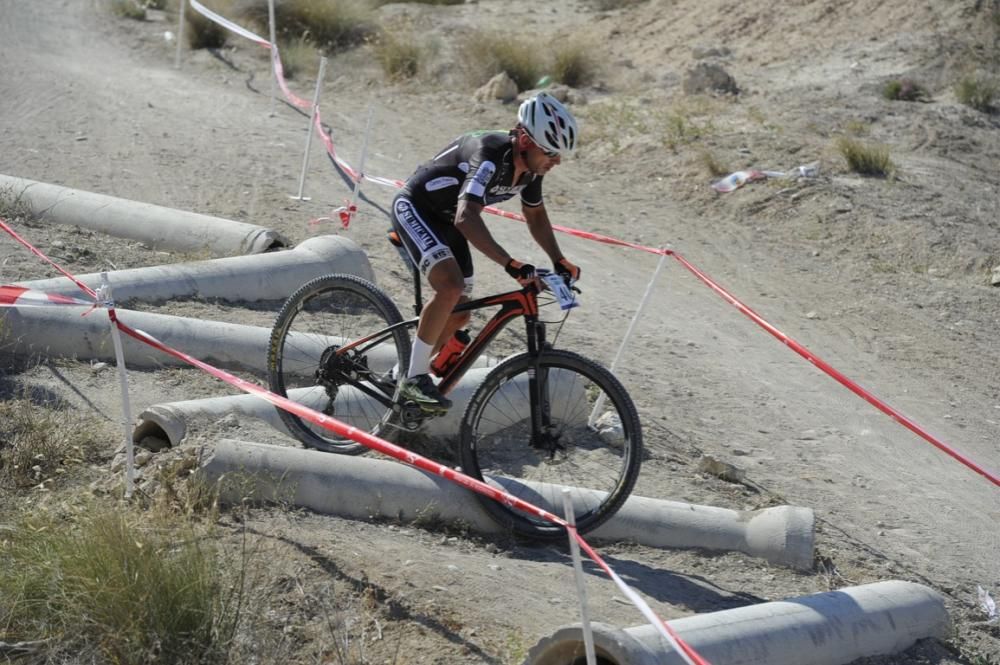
[525, 315, 552, 446]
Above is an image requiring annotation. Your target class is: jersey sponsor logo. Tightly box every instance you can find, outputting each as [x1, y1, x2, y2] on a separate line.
[488, 184, 525, 197]
[462, 160, 496, 199]
[394, 199, 438, 252]
[425, 176, 460, 192]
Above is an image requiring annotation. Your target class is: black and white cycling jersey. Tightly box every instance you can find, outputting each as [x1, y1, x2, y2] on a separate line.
[390, 130, 545, 285]
[401, 129, 544, 227]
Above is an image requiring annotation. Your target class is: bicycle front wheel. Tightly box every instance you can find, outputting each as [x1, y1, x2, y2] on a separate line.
[459, 349, 642, 539]
[268, 274, 410, 454]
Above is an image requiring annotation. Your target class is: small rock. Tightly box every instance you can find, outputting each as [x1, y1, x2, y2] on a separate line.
[696, 456, 745, 484]
[691, 45, 732, 60]
[806, 310, 820, 319]
[472, 72, 518, 103]
[216, 413, 239, 429]
[90, 361, 108, 372]
[990, 266, 1000, 286]
[683, 62, 739, 96]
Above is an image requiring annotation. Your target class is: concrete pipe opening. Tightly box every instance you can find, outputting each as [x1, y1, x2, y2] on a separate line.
[132, 420, 174, 452]
[525, 624, 654, 665]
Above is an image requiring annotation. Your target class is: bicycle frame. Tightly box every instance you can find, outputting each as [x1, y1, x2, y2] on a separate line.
[331, 283, 546, 408]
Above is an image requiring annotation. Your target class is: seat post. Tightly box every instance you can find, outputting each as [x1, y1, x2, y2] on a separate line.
[412, 262, 423, 316]
[388, 228, 423, 316]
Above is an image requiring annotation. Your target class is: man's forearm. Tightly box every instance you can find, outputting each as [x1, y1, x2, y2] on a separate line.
[455, 202, 511, 265]
[525, 207, 563, 263]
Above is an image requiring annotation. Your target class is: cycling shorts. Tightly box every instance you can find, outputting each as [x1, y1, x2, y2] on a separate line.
[390, 194, 474, 296]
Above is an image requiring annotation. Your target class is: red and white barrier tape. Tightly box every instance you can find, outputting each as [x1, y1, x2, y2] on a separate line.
[668, 251, 1000, 488]
[0, 218, 98, 300]
[0, 285, 94, 308]
[0, 216, 706, 665]
[188, 0, 270, 46]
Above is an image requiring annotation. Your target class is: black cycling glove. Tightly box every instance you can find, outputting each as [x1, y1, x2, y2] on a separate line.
[504, 259, 536, 286]
[555, 257, 581, 283]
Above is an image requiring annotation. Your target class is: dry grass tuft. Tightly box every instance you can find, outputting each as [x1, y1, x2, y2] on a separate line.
[549, 40, 599, 88]
[0, 498, 248, 664]
[458, 30, 542, 91]
[108, 0, 147, 20]
[374, 29, 425, 81]
[278, 35, 319, 80]
[882, 78, 930, 102]
[0, 396, 107, 489]
[185, 0, 234, 49]
[837, 137, 894, 177]
[237, 0, 374, 53]
[955, 74, 998, 113]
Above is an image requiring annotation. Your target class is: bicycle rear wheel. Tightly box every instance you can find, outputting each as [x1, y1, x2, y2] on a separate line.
[459, 349, 642, 539]
[268, 274, 410, 454]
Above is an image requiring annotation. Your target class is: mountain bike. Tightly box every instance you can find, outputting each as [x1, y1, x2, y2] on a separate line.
[266, 235, 643, 539]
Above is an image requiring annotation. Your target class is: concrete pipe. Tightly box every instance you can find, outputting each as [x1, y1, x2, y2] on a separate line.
[133, 365, 499, 448]
[2, 307, 274, 370]
[197, 439, 814, 568]
[0, 305, 412, 373]
[16, 235, 373, 304]
[525, 580, 950, 665]
[0, 174, 288, 256]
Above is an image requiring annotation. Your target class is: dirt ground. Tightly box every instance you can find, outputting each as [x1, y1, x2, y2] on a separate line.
[1, 0, 999, 663]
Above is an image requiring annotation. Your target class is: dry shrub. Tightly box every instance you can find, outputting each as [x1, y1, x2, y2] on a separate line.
[108, 0, 147, 19]
[0, 499, 247, 664]
[457, 30, 541, 91]
[237, 0, 374, 53]
[955, 74, 998, 113]
[278, 35, 319, 80]
[374, 29, 424, 81]
[185, 0, 234, 49]
[837, 137, 894, 177]
[0, 396, 107, 489]
[550, 40, 599, 88]
[882, 78, 930, 102]
[371, 0, 463, 4]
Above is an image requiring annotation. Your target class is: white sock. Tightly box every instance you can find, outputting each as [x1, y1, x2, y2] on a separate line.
[407, 336, 434, 379]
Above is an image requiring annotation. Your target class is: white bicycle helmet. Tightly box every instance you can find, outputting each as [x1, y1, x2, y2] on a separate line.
[517, 91, 578, 155]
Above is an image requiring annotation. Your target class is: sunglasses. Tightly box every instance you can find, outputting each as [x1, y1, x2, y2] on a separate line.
[523, 131, 559, 158]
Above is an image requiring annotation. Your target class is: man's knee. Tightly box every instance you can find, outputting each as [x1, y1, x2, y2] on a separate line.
[428, 263, 466, 301]
[450, 309, 471, 329]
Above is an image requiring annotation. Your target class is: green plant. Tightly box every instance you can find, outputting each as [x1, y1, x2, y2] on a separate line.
[457, 31, 541, 91]
[883, 78, 930, 102]
[374, 29, 424, 81]
[0, 500, 249, 664]
[238, 0, 374, 53]
[837, 136, 894, 177]
[109, 0, 147, 19]
[955, 74, 998, 112]
[185, 0, 233, 49]
[0, 397, 107, 489]
[549, 40, 599, 88]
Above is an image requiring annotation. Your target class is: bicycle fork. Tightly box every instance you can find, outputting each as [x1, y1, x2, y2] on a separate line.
[525, 317, 558, 456]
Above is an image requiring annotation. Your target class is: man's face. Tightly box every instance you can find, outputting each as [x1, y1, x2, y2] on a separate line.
[520, 131, 561, 175]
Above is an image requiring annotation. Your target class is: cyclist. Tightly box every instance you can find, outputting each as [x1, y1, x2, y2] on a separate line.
[390, 91, 582, 413]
